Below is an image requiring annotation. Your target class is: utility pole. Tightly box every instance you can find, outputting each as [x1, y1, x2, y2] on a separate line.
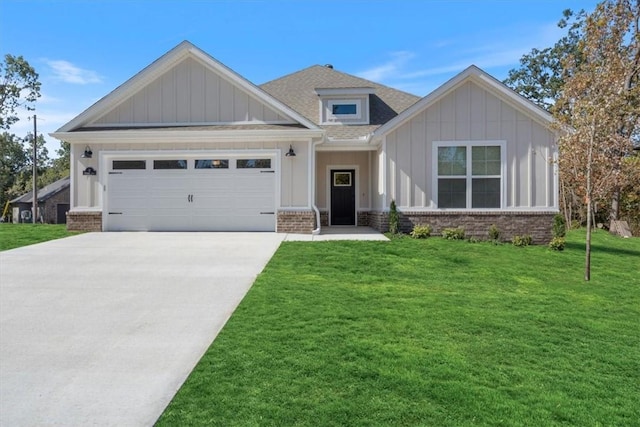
[32, 115, 37, 223]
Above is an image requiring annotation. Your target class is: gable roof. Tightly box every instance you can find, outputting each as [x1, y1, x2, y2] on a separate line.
[373, 65, 554, 141]
[260, 65, 420, 141]
[11, 176, 70, 204]
[56, 41, 319, 133]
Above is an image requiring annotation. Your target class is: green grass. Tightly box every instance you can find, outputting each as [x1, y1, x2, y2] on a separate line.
[0, 223, 81, 251]
[158, 230, 640, 427]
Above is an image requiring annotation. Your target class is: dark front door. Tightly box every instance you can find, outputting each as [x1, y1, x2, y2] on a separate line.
[330, 169, 355, 225]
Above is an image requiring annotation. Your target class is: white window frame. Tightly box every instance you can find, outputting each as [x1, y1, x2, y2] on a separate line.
[327, 99, 362, 120]
[432, 141, 507, 210]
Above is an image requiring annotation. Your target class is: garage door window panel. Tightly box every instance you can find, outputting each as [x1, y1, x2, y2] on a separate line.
[195, 159, 229, 169]
[237, 159, 271, 169]
[113, 160, 146, 170]
[154, 160, 187, 170]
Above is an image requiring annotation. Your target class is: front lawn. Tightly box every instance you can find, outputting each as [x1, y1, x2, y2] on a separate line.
[0, 223, 80, 251]
[157, 230, 640, 426]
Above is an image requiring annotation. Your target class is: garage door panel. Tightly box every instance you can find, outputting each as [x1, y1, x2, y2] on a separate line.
[108, 213, 149, 231]
[106, 153, 276, 232]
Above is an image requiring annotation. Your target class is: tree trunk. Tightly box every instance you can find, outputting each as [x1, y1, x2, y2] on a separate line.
[585, 122, 595, 282]
[610, 187, 620, 222]
[585, 196, 592, 281]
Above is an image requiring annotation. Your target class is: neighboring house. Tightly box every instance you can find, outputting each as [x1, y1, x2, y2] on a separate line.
[51, 41, 558, 242]
[10, 176, 70, 224]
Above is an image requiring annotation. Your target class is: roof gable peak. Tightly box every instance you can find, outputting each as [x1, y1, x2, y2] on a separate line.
[373, 65, 553, 139]
[56, 41, 318, 133]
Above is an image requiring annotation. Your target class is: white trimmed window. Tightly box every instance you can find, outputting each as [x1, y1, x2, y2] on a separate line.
[433, 141, 505, 209]
[327, 99, 362, 120]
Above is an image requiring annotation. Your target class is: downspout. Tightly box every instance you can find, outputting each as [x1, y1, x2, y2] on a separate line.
[311, 139, 323, 235]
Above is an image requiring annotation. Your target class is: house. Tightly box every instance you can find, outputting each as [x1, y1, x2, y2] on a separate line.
[51, 41, 558, 242]
[10, 176, 70, 224]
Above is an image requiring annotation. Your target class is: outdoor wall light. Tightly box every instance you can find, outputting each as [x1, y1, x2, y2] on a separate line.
[285, 145, 296, 157]
[83, 167, 97, 176]
[81, 145, 93, 158]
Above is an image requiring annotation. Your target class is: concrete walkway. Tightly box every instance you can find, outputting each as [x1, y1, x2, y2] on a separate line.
[0, 232, 284, 427]
[285, 226, 389, 241]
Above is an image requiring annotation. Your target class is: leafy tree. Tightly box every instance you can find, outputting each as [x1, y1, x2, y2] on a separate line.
[554, 0, 640, 280]
[619, 154, 640, 235]
[0, 132, 29, 213]
[1, 132, 49, 213]
[504, 9, 586, 111]
[0, 54, 41, 129]
[40, 141, 70, 185]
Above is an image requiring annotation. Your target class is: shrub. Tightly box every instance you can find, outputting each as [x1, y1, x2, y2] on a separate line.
[467, 236, 480, 243]
[410, 224, 431, 239]
[442, 227, 465, 240]
[512, 234, 533, 247]
[488, 224, 500, 241]
[389, 200, 399, 234]
[553, 214, 566, 238]
[548, 237, 566, 251]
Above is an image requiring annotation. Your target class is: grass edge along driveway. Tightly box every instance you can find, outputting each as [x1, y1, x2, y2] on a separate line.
[158, 230, 640, 427]
[0, 224, 81, 251]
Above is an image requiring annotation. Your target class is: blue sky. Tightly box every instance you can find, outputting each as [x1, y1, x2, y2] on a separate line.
[1, 0, 600, 155]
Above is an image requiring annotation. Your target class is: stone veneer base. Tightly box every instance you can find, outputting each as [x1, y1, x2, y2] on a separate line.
[369, 210, 556, 244]
[67, 211, 103, 232]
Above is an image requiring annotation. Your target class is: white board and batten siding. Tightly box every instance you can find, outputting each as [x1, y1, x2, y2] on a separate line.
[91, 57, 292, 126]
[381, 80, 556, 211]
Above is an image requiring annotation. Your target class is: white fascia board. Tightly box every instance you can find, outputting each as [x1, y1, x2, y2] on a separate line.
[371, 65, 554, 143]
[315, 87, 376, 96]
[57, 41, 319, 133]
[316, 140, 377, 152]
[50, 129, 324, 144]
[81, 120, 294, 128]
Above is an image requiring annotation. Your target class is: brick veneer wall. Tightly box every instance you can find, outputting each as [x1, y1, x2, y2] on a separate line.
[369, 210, 556, 244]
[277, 210, 316, 234]
[67, 211, 102, 232]
[357, 211, 370, 226]
[320, 211, 329, 226]
[369, 211, 390, 232]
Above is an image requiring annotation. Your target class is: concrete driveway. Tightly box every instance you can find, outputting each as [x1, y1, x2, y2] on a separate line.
[0, 232, 284, 426]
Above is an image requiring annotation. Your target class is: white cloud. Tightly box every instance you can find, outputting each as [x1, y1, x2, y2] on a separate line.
[347, 20, 565, 98]
[356, 51, 415, 82]
[46, 60, 103, 85]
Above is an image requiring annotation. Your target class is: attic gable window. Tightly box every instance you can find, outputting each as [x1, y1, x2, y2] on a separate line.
[332, 103, 357, 115]
[315, 87, 374, 125]
[328, 100, 361, 120]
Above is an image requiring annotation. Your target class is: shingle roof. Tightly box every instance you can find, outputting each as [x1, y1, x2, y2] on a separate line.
[260, 65, 420, 140]
[11, 176, 70, 204]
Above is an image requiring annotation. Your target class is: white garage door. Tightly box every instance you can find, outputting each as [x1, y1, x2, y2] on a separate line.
[105, 154, 276, 231]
